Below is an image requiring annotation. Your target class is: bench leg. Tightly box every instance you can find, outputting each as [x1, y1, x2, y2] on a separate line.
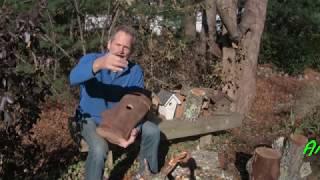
[107, 150, 113, 168]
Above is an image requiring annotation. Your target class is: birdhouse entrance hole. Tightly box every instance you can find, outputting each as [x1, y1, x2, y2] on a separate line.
[126, 104, 134, 110]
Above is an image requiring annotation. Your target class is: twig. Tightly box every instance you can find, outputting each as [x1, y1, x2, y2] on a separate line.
[73, 0, 86, 55]
[30, 50, 38, 68]
[2, 0, 7, 8]
[99, 0, 112, 51]
[151, 77, 171, 87]
[107, 4, 121, 41]
[46, 9, 58, 80]
[39, 34, 75, 62]
[13, 53, 27, 63]
[149, 36, 155, 78]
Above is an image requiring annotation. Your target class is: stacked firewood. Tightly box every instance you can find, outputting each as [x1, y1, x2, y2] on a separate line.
[152, 87, 234, 121]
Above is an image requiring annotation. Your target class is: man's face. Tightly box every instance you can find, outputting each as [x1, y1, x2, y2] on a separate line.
[107, 31, 133, 60]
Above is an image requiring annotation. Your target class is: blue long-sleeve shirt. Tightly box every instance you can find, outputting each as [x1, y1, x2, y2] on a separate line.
[69, 52, 144, 124]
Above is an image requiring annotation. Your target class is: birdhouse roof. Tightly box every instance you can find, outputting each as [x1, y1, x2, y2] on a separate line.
[157, 89, 173, 105]
[157, 89, 181, 105]
[164, 95, 181, 106]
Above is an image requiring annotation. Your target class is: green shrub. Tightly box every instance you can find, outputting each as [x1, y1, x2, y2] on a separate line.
[260, 0, 320, 74]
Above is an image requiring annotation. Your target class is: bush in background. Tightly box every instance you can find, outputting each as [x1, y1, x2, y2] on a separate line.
[260, 0, 320, 74]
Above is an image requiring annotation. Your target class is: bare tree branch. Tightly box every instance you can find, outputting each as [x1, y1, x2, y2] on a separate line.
[73, 0, 86, 55]
[2, 0, 7, 8]
[100, 0, 113, 52]
[39, 34, 75, 62]
[107, 4, 121, 41]
[46, 9, 58, 80]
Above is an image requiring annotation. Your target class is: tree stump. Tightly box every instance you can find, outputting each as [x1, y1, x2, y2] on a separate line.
[183, 90, 204, 121]
[279, 134, 308, 180]
[251, 147, 281, 180]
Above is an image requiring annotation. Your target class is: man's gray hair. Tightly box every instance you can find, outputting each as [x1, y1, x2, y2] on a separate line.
[109, 25, 137, 45]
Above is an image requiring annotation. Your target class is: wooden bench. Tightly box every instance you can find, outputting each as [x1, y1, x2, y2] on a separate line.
[153, 112, 244, 140]
[72, 112, 244, 167]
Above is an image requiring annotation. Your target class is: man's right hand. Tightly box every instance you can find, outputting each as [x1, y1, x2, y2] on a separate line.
[117, 128, 138, 148]
[93, 53, 128, 73]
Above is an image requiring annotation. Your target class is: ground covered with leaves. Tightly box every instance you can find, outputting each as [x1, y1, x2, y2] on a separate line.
[15, 65, 318, 180]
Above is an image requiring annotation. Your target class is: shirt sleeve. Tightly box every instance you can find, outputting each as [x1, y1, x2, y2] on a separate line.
[69, 54, 99, 86]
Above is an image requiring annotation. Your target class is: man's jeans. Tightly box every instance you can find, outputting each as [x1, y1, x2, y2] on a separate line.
[79, 118, 160, 180]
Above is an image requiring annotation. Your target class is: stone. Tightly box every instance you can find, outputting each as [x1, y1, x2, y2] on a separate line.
[171, 150, 240, 179]
[300, 162, 312, 178]
[199, 134, 213, 149]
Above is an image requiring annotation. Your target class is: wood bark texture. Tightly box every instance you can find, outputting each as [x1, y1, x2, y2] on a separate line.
[183, 91, 204, 120]
[251, 147, 281, 180]
[184, 9, 196, 39]
[221, 0, 268, 114]
[279, 134, 308, 180]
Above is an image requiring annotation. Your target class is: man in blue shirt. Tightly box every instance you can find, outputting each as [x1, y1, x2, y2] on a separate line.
[69, 25, 160, 180]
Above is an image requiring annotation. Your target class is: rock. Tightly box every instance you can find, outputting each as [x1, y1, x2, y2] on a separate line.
[300, 162, 312, 178]
[306, 156, 320, 180]
[257, 71, 261, 76]
[171, 150, 240, 179]
[304, 75, 309, 80]
[199, 135, 213, 149]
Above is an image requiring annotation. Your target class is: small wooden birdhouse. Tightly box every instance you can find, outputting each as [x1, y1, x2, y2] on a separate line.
[157, 89, 181, 120]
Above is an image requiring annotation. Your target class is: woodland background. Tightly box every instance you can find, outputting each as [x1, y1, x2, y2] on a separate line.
[0, 0, 319, 179]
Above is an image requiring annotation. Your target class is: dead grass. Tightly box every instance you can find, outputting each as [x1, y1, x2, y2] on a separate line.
[230, 67, 320, 153]
[25, 99, 78, 152]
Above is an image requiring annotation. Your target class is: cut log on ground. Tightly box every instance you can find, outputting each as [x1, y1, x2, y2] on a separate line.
[279, 134, 308, 180]
[251, 147, 281, 180]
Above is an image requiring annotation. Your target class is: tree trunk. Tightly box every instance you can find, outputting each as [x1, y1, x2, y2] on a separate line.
[183, 90, 204, 120]
[251, 147, 281, 180]
[202, 0, 222, 58]
[184, 12, 197, 39]
[279, 134, 308, 180]
[198, 9, 207, 56]
[183, 1, 197, 39]
[205, 0, 217, 42]
[221, 0, 268, 114]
